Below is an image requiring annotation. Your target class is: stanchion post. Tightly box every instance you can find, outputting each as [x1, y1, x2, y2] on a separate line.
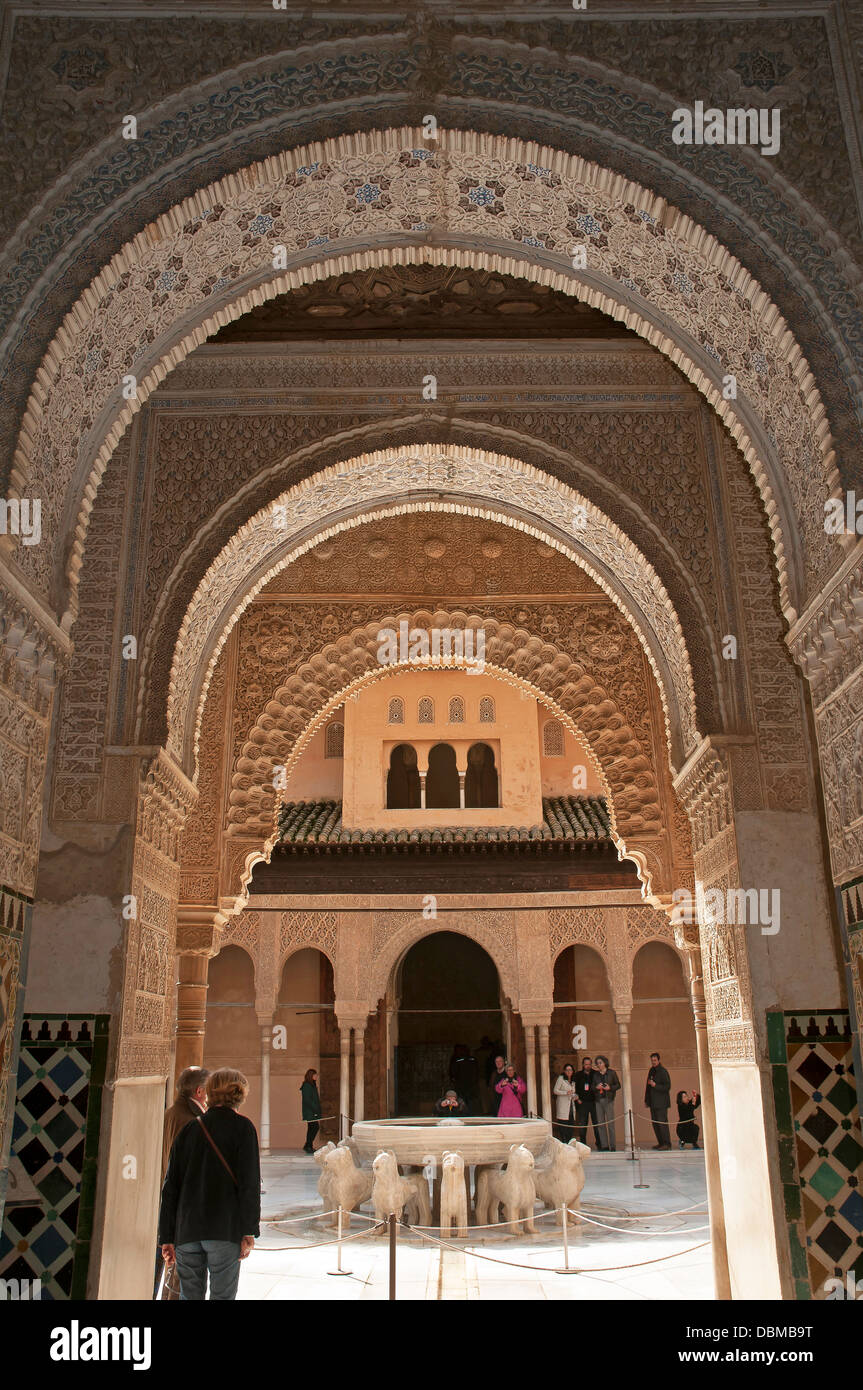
[327, 1205, 352, 1277]
[555, 1203, 578, 1274]
[633, 1112, 649, 1189]
[627, 1107, 637, 1163]
[388, 1213, 397, 1300]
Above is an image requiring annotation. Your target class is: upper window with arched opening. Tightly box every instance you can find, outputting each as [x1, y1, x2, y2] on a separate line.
[417, 697, 434, 724]
[388, 697, 404, 724]
[426, 743, 460, 809]
[325, 721, 344, 759]
[479, 696, 495, 723]
[465, 742, 499, 808]
[543, 719, 565, 757]
[448, 696, 465, 723]
[387, 744, 421, 809]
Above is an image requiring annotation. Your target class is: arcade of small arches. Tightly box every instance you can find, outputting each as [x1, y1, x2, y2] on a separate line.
[0, 98, 861, 1314]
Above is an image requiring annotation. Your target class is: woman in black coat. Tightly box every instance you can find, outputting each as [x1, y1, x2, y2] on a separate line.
[159, 1067, 261, 1301]
[676, 1090, 701, 1148]
[301, 1067, 322, 1153]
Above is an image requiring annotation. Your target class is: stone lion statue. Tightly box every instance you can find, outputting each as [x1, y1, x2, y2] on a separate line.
[371, 1150, 432, 1227]
[322, 1142, 373, 1228]
[440, 1150, 469, 1239]
[475, 1143, 537, 1234]
[533, 1138, 590, 1226]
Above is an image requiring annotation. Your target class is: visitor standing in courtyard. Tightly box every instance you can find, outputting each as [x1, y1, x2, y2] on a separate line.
[593, 1055, 621, 1151]
[645, 1051, 672, 1149]
[155, 1065, 210, 1298]
[676, 1090, 701, 1149]
[574, 1056, 603, 1149]
[301, 1067, 322, 1153]
[553, 1062, 577, 1142]
[487, 1052, 507, 1114]
[496, 1063, 527, 1117]
[159, 1067, 261, 1301]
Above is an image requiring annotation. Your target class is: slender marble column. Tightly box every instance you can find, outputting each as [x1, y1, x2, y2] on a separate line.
[339, 1027, 351, 1138]
[524, 1024, 538, 1117]
[538, 1024, 553, 1121]
[259, 1021, 272, 1154]
[615, 1012, 634, 1148]
[353, 1027, 365, 1124]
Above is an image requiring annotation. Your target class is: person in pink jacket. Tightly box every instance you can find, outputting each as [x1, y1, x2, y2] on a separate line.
[495, 1063, 527, 1117]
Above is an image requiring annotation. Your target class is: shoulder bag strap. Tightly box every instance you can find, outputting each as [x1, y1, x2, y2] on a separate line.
[196, 1115, 238, 1187]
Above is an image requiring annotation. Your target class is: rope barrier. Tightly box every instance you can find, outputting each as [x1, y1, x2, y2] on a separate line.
[401, 1217, 710, 1275]
[257, 1220, 386, 1252]
[580, 1200, 708, 1221]
[572, 1210, 710, 1236]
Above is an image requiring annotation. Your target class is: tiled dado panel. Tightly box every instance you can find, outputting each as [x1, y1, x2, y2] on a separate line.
[838, 875, 863, 1120]
[768, 1011, 863, 1299]
[0, 889, 30, 1213]
[0, 1015, 108, 1299]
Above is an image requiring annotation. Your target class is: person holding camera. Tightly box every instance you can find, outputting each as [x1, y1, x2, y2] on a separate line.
[592, 1055, 621, 1151]
[676, 1090, 701, 1149]
[435, 1087, 467, 1116]
[495, 1063, 527, 1117]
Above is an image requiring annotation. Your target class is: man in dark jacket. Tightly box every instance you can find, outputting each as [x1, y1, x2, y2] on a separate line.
[487, 1053, 507, 1115]
[159, 1067, 261, 1301]
[154, 1065, 209, 1296]
[574, 1057, 604, 1150]
[645, 1051, 672, 1149]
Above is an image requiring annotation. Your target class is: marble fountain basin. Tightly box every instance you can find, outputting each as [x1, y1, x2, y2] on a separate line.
[352, 1116, 551, 1166]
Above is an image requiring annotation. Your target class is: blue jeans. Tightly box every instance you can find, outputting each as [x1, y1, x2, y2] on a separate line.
[175, 1240, 242, 1300]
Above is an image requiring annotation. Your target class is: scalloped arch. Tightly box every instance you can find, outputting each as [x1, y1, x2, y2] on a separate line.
[8, 127, 843, 626]
[228, 610, 660, 845]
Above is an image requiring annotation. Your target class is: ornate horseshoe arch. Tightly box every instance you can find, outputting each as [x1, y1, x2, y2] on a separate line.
[7, 127, 843, 627]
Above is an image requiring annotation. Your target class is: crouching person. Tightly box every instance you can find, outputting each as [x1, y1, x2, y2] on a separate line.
[159, 1067, 261, 1300]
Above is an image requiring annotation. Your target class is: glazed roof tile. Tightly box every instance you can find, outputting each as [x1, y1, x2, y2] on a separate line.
[275, 795, 612, 849]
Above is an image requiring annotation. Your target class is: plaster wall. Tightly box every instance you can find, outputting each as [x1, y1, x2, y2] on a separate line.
[283, 723, 344, 802]
[537, 713, 603, 797]
[26, 896, 124, 1014]
[734, 811, 843, 1019]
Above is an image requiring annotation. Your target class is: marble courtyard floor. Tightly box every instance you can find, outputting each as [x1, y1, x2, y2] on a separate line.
[238, 1150, 713, 1301]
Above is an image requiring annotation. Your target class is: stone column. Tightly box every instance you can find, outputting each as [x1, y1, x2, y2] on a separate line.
[339, 1027, 351, 1137]
[458, 772, 466, 809]
[419, 771, 427, 810]
[614, 1012, 634, 1146]
[538, 1023, 553, 1121]
[353, 1026, 365, 1124]
[674, 920, 731, 1300]
[91, 748, 197, 1301]
[674, 734, 840, 1299]
[524, 1023, 537, 1116]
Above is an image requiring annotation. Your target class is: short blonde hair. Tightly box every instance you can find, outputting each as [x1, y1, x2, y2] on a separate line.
[206, 1067, 249, 1109]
